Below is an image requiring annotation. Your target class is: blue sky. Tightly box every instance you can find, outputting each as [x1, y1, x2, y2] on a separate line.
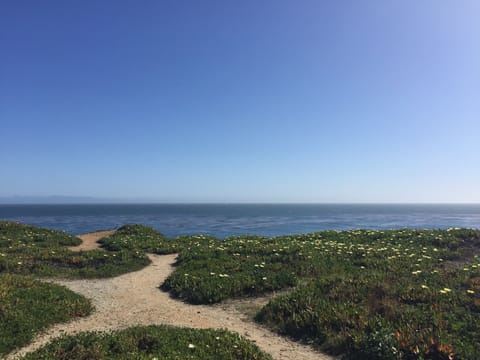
[1, 1, 479, 203]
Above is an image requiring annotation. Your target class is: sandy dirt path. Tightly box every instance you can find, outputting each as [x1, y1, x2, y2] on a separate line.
[8, 232, 333, 360]
[68, 230, 116, 251]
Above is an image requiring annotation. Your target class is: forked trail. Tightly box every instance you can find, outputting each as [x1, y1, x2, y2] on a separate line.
[8, 232, 333, 360]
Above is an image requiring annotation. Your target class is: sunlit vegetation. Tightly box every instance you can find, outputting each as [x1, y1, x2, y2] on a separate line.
[22, 325, 272, 360]
[0, 221, 149, 356]
[161, 228, 480, 359]
[0, 274, 92, 356]
[2, 221, 480, 359]
[0, 222, 271, 359]
[99, 224, 188, 254]
[0, 221, 149, 278]
[160, 234, 299, 303]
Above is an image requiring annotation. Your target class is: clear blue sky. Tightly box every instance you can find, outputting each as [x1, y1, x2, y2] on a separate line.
[1, 1, 479, 203]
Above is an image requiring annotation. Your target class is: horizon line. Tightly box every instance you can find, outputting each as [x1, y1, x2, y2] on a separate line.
[1, 201, 480, 206]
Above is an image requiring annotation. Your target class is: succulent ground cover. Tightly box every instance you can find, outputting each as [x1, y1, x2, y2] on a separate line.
[255, 231, 480, 359]
[83, 222, 480, 358]
[1, 222, 272, 359]
[0, 222, 150, 356]
[160, 234, 298, 303]
[101, 225, 299, 303]
[0, 221, 149, 278]
[0, 274, 92, 356]
[99, 224, 184, 254]
[2, 221, 480, 359]
[21, 325, 272, 360]
[0, 221, 141, 356]
[160, 228, 480, 359]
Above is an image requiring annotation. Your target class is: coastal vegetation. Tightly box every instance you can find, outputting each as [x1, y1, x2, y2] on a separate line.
[0, 222, 271, 359]
[22, 325, 271, 360]
[255, 230, 480, 359]
[2, 220, 480, 359]
[0, 274, 92, 356]
[0, 221, 149, 278]
[99, 223, 188, 254]
[161, 228, 480, 359]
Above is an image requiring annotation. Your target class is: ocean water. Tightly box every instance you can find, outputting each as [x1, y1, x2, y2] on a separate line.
[0, 204, 479, 238]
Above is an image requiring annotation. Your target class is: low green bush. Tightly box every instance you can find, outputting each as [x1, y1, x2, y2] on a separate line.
[22, 325, 272, 360]
[0, 221, 150, 278]
[161, 236, 298, 303]
[254, 229, 480, 359]
[0, 274, 92, 356]
[100, 224, 217, 254]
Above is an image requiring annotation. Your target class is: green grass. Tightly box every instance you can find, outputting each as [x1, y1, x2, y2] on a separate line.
[0, 274, 93, 356]
[22, 325, 272, 360]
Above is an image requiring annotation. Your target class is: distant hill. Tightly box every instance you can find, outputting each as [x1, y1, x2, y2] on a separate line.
[0, 195, 112, 204]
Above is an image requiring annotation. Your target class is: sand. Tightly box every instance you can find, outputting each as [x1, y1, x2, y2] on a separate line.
[7, 231, 333, 360]
[68, 230, 116, 251]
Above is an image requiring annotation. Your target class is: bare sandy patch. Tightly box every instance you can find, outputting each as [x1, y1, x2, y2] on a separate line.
[68, 230, 116, 251]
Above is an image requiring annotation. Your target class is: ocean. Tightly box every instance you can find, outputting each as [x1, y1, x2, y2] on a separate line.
[0, 204, 479, 238]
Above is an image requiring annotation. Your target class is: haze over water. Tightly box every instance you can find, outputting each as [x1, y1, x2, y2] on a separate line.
[1, 204, 479, 238]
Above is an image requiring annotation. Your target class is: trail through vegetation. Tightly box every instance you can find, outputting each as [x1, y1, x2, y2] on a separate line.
[7, 231, 332, 360]
[68, 230, 116, 251]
